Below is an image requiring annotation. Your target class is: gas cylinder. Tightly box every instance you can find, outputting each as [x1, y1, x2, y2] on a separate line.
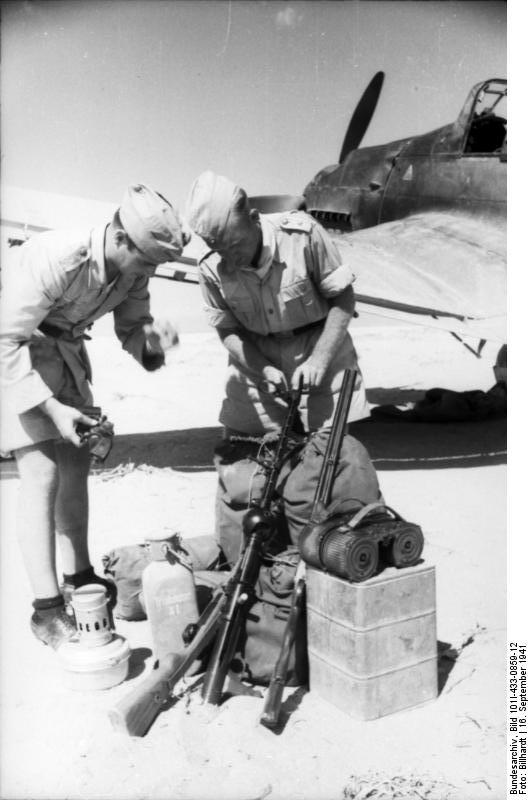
[142, 535, 199, 663]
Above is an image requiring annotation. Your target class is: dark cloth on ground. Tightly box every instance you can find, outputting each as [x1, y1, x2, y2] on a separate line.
[371, 383, 506, 423]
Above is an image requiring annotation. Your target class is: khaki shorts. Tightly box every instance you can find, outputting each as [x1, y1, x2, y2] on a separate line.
[1, 336, 93, 453]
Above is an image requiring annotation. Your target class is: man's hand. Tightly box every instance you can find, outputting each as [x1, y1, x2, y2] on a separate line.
[152, 319, 180, 351]
[142, 323, 166, 371]
[292, 357, 326, 390]
[40, 397, 97, 447]
[261, 365, 289, 394]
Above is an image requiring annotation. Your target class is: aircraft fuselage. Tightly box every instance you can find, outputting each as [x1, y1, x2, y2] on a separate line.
[304, 79, 506, 232]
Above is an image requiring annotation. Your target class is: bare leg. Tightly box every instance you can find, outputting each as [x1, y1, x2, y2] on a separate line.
[14, 441, 60, 599]
[54, 441, 91, 575]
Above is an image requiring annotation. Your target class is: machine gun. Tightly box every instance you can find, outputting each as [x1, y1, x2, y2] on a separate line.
[260, 368, 357, 729]
[299, 367, 424, 584]
[108, 382, 303, 736]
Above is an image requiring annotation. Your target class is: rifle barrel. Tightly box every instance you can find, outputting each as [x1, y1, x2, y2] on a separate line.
[312, 369, 356, 513]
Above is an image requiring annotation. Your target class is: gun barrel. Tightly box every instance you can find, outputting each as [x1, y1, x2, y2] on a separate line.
[312, 368, 356, 514]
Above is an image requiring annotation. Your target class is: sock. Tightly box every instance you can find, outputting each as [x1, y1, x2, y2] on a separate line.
[62, 565, 117, 608]
[32, 594, 64, 612]
[62, 565, 96, 587]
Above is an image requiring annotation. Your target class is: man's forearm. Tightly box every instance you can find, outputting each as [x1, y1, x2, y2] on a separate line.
[217, 328, 271, 381]
[310, 287, 355, 368]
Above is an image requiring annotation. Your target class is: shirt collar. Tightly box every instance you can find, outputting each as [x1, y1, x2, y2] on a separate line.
[89, 224, 109, 286]
[240, 215, 278, 279]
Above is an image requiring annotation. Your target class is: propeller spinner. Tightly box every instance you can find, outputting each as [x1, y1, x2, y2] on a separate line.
[338, 71, 385, 163]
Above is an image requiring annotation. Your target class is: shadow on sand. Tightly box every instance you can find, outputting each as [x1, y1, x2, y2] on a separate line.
[101, 425, 223, 473]
[256, 643, 457, 735]
[101, 411, 505, 474]
[350, 415, 505, 471]
[0, 397, 506, 479]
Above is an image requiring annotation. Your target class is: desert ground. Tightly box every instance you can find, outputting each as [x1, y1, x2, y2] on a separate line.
[0, 279, 507, 800]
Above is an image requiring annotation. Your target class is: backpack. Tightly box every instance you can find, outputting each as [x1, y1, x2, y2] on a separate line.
[101, 535, 225, 620]
[280, 431, 383, 544]
[195, 546, 308, 687]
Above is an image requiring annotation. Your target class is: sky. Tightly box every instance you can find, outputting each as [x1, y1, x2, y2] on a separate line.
[1, 0, 506, 211]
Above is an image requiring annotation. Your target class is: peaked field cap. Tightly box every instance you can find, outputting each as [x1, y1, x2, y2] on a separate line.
[119, 183, 184, 263]
[185, 171, 246, 247]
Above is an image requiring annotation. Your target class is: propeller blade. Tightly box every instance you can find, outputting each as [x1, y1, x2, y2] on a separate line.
[338, 71, 385, 163]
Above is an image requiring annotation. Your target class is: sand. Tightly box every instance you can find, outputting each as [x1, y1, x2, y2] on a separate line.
[0, 314, 507, 800]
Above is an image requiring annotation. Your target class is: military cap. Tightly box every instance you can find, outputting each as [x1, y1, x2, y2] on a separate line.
[119, 184, 185, 264]
[185, 171, 247, 249]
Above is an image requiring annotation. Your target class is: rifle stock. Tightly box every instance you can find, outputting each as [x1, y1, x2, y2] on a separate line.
[108, 651, 186, 736]
[260, 561, 306, 729]
[108, 586, 226, 736]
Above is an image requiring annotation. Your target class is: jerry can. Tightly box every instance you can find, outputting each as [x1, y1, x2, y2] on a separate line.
[142, 535, 199, 663]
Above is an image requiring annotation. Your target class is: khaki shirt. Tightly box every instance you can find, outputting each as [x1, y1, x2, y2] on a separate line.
[0, 225, 154, 449]
[198, 211, 355, 334]
[197, 212, 367, 432]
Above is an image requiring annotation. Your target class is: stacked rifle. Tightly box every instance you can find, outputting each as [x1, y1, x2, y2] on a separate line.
[109, 378, 306, 736]
[108, 367, 423, 736]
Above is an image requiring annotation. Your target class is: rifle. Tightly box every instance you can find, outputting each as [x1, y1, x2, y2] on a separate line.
[201, 380, 304, 705]
[108, 382, 303, 736]
[259, 368, 357, 729]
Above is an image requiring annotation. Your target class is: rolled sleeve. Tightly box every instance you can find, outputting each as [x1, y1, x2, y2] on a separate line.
[198, 266, 239, 330]
[113, 275, 154, 364]
[318, 262, 356, 297]
[308, 223, 356, 298]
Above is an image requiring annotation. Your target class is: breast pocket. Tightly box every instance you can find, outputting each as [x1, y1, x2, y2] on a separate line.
[224, 290, 256, 328]
[280, 278, 318, 326]
[59, 286, 105, 324]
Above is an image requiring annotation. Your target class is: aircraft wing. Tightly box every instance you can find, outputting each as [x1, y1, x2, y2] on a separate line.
[331, 211, 506, 342]
[160, 211, 506, 342]
[155, 254, 200, 284]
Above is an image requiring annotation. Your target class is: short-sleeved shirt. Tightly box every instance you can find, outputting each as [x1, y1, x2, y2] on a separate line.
[198, 211, 355, 335]
[197, 211, 368, 433]
[0, 225, 154, 450]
